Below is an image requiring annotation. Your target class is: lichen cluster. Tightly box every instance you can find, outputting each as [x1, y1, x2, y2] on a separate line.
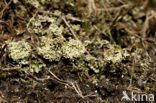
[7, 40, 31, 62]
[37, 37, 86, 61]
[71, 24, 80, 32]
[25, 0, 41, 8]
[103, 49, 123, 63]
[30, 59, 46, 73]
[6, 7, 135, 76]
[85, 55, 106, 73]
[25, 0, 60, 8]
[28, 13, 63, 37]
[62, 39, 86, 59]
[94, 38, 131, 64]
[37, 36, 64, 61]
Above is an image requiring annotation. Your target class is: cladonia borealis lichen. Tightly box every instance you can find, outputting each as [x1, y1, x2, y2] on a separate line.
[7, 40, 31, 62]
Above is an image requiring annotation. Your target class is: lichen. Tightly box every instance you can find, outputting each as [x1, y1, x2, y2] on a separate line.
[94, 38, 127, 63]
[103, 49, 123, 63]
[28, 13, 64, 37]
[62, 39, 86, 59]
[7, 40, 31, 62]
[54, 10, 62, 16]
[25, 0, 41, 8]
[37, 36, 64, 61]
[74, 54, 106, 73]
[30, 59, 46, 73]
[85, 55, 106, 73]
[71, 24, 80, 32]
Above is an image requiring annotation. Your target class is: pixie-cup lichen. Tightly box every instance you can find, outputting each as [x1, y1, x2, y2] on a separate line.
[7, 40, 31, 62]
[62, 39, 86, 59]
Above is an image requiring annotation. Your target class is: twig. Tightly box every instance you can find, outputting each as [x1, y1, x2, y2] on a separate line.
[45, 67, 70, 85]
[0, 20, 9, 26]
[62, 16, 79, 40]
[0, 0, 13, 18]
[66, 16, 85, 22]
[97, 4, 131, 12]
[0, 67, 21, 71]
[142, 11, 156, 37]
[101, 0, 112, 19]
[69, 81, 84, 98]
[88, 0, 96, 15]
[26, 10, 38, 30]
[45, 67, 95, 98]
[0, 91, 8, 103]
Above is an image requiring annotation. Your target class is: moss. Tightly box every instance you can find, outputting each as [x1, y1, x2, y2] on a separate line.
[62, 39, 86, 59]
[7, 40, 31, 62]
[37, 36, 64, 61]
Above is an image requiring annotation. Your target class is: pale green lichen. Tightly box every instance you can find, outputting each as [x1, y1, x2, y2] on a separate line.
[75, 55, 106, 73]
[62, 39, 86, 59]
[71, 24, 80, 32]
[7, 40, 31, 62]
[50, 24, 64, 37]
[25, 0, 61, 8]
[19, 59, 30, 65]
[28, 13, 64, 37]
[95, 39, 113, 49]
[85, 55, 106, 73]
[54, 10, 62, 16]
[25, 0, 41, 8]
[104, 49, 123, 63]
[132, 48, 151, 68]
[94, 38, 126, 63]
[30, 59, 46, 73]
[37, 36, 64, 61]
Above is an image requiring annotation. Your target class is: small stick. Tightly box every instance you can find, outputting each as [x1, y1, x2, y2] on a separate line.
[0, 67, 20, 71]
[26, 10, 38, 30]
[69, 81, 84, 98]
[45, 67, 86, 98]
[62, 16, 79, 40]
[45, 67, 70, 85]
